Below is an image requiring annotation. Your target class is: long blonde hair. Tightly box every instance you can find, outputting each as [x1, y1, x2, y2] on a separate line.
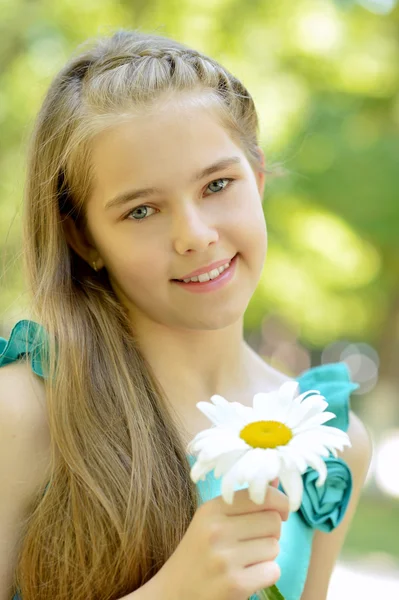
[17, 29, 263, 600]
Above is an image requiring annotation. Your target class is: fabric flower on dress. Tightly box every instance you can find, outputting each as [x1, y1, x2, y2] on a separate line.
[299, 457, 353, 532]
[187, 381, 351, 512]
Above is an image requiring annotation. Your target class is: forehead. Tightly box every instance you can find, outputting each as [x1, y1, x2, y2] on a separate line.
[88, 94, 245, 198]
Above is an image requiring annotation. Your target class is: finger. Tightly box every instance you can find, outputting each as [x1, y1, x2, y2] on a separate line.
[240, 560, 281, 594]
[233, 510, 282, 541]
[270, 478, 279, 488]
[230, 536, 280, 570]
[221, 486, 289, 521]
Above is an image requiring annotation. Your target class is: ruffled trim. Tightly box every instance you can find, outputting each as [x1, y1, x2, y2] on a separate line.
[297, 362, 359, 433]
[299, 457, 353, 533]
[0, 319, 47, 379]
[294, 362, 358, 533]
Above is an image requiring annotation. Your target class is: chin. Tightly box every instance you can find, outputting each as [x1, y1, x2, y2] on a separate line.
[182, 301, 248, 331]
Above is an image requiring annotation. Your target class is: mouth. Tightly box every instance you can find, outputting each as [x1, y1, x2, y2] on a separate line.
[172, 254, 238, 284]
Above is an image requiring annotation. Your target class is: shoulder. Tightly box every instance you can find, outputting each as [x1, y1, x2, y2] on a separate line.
[342, 409, 372, 475]
[0, 360, 51, 505]
[300, 410, 372, 600]
[0, 362, 51, 598]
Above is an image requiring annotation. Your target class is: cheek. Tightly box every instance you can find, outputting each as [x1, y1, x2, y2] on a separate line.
[119, 253, 166, 287]
[98, 234, 166, 289]
[233, 191, 267, 251]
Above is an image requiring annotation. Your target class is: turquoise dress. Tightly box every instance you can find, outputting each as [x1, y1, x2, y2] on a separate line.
[1, 320, 358, 600]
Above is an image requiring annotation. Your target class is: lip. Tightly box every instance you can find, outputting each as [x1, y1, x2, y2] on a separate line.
[173, 254, 238, 293]
[174, 254, 236, 281]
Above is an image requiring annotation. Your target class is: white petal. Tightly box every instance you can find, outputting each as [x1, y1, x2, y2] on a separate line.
[286, 396, 329, 429]
[221, 467, 240, 504]
[252, 391, 283, 421]
[292, 411, 337, 433]
[279, 380, 300, 403]
[307, 454, 328, 487]
[196, 402, 229, 426]
[248, 451, 282, 504]
[210, 394, 230, 407]
[220, 448, 271, 504]
[290, 445, 329, 486]
[248, 470, 270, 505]
[279, 467, 304, 512]
[293, 427, 351, 452]
[274, 380, 301, 422]
[278, 449, 295, 470]
[230, 449, 264, 485]
[197, 397, 251, 430]
[243, 448, 282, 485]
[188, 425, 241, 445]
[187, 426, 221, 447]
[262, 448, 282, 479]
[187, 428, 237, 455]
[195, 433, 248, 457]
[289, 435, 332, 459]
[292, 389, 322, 406]
[283, 390, 322, 426]
[190, 459, 215, 482]
[278, 446, 308, 473]
[230, 402, 254, 422]
[213, 449, 248, 478]
[317, 425, 352, 445]
[289, 437, 331, 458]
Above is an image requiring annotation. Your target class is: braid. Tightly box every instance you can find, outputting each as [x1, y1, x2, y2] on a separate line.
[62, 31, 248, 110]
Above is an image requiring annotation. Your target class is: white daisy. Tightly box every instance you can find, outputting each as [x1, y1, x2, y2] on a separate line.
[187, 381, 351, 511]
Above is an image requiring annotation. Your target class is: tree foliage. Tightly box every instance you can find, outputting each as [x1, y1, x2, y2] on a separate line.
[1, 0, 398, 365]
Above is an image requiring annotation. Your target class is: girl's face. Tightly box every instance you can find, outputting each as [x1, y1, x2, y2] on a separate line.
[82, 93, 267, 331]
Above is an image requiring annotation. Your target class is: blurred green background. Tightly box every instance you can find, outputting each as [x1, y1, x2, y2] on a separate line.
[1, 0, 398, 585]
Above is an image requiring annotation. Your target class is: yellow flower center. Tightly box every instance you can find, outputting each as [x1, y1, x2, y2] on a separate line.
[239, 420, 293, 449]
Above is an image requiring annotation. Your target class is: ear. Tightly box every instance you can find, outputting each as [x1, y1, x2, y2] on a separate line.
[255, 146, 266, 199]
[63, 216, 103, 270]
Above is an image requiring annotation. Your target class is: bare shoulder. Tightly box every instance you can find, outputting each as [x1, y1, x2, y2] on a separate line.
[300, 411, 372, 600]
[0, 360, 51, 504]
[342, 410, 373, 472]
[264, 357, 373, 464]
[0, 361, 51, 599]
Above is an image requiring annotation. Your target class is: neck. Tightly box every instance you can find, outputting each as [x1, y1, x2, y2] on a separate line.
[131, 315, 263, 407]
[130, 314, 291, 449]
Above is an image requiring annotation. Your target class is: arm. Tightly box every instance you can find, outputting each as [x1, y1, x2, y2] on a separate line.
[0, 361, 161, 600]
[0, 362, 51, 600]
[300, 410, 373, 600]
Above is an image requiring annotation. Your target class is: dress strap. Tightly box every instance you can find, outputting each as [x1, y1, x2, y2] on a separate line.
[293, 361, 358, 535]
[297, 362, 359, 432]
[0, 319, 47, 379]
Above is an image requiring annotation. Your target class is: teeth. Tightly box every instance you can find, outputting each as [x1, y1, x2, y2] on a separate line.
[182, 261, 231, 283]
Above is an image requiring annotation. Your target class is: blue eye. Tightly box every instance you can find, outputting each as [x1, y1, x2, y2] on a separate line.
[206, 178, 234, 194]
[124, 178, 234, 222]
[125, 205, 156, 222]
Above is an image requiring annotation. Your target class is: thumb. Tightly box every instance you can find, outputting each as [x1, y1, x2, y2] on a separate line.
[270, 478, 279, 488]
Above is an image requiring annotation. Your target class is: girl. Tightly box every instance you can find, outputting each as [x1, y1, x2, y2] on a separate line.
[0, 29, 371, 600]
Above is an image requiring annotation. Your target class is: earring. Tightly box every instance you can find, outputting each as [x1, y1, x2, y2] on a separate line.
[92, 261, 98, 272]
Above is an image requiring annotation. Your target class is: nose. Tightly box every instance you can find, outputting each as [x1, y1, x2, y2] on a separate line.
[172, 205, 219, 255]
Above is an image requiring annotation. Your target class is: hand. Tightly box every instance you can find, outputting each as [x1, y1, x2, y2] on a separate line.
[153, 480, 289, 600]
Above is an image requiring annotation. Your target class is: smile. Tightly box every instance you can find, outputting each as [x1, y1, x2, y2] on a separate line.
[177, 259, 232, 283]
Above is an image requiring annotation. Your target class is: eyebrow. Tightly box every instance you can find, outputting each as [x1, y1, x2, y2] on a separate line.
[104, 156, 242, 211]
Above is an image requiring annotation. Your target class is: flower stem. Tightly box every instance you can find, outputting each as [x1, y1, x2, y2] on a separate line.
[256, 584, 285, 600]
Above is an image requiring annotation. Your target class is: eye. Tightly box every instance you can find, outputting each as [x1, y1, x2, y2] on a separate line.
[123, 178, 235, 222]
[124, 205, 157, 222]
[206, 178, 234, 194]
